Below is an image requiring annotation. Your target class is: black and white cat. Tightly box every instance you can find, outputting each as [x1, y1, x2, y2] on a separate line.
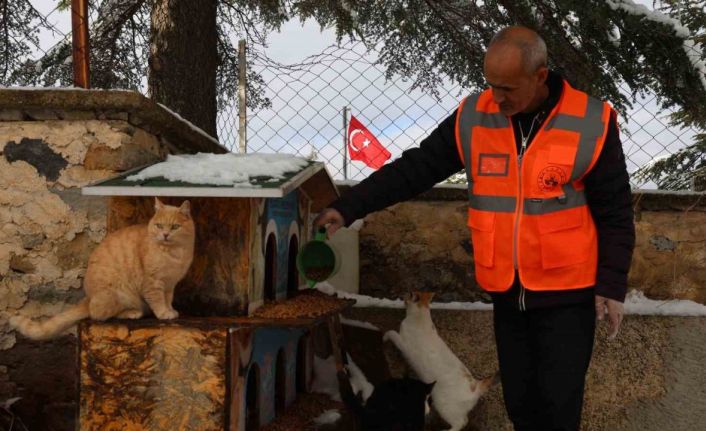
[340, 368, 434, 431]
[383, 292, 497, 431]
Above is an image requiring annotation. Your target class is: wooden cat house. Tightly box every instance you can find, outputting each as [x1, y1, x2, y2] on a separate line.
[77, 153, 353, 430]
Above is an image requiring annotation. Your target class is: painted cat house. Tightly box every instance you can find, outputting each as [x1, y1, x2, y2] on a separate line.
[77, 153, 350, 430]
[82, 153, 339, 316]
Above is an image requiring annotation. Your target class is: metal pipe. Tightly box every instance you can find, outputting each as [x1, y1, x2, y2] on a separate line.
[342, 106, 348, 180]
[71, 0, 90, 88]
[238, 39, 247, 153]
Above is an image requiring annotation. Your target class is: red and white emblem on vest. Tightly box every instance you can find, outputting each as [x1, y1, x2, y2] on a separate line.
[478, 153, 509, 176]
[537, 166, 567, 192]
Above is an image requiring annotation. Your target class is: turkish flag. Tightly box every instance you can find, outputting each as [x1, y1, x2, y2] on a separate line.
[348, 115, 391, 170]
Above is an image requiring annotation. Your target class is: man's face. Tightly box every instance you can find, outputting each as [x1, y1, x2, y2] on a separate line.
[483, 45, 547, 116]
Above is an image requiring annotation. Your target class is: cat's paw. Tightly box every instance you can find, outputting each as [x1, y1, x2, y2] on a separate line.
[117, 309, 144, 319]
[156, 309, 179, 320]
[382, 330, 398, 342]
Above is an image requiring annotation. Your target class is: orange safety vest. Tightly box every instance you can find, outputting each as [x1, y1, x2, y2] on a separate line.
[455, 80, 611, 292]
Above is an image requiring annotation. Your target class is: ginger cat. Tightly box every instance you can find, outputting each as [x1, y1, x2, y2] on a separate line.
[383, 292, 497, 431]
[10, 198, 195, 340]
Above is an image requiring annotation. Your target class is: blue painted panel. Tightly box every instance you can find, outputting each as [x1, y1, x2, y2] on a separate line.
[264, 191, 299, 299]
[249, 326, 305, 426]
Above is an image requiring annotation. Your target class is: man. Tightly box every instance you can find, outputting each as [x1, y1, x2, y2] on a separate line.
[314, 26, 635, 430]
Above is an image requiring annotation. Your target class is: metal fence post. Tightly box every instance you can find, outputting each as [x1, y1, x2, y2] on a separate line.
[342, 106, 349, 180]
[238, 39, 247, 154]
[71, 0, 90, 88]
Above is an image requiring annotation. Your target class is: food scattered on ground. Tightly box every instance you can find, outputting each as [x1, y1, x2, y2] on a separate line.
[261, 393, 345, 431]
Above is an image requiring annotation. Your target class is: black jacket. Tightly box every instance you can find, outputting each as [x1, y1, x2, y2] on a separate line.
[330, 72, 635, 310]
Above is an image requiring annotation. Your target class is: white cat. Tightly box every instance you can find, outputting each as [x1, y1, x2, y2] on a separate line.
[383, 292, 497, 431]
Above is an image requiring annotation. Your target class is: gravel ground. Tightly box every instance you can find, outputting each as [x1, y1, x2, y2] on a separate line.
[342, 308, 706, 431]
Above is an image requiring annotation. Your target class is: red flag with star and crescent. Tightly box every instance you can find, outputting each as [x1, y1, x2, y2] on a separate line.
[348, 115, 391, 170]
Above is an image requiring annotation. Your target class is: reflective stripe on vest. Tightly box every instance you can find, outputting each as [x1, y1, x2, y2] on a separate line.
[458, 94, 517, 213]
[458, 92, 605, 215]
[455, 79, 610, 292]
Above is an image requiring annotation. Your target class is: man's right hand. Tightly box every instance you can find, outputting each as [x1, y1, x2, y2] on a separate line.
[313, 208, 345, 237]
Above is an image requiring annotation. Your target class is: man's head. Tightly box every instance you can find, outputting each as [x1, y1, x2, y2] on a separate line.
[483, 26, 549, 116]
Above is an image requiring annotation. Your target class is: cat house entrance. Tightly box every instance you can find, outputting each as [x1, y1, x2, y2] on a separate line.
[296, 334, 308, 393]
[287, 235, 299, 297]
[246, 364, 260, 431]
[275, 349, 287, 416]
[264, 233, 277, 301]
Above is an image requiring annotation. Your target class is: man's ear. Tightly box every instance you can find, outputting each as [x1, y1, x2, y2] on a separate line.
[535, 66, 549, 85]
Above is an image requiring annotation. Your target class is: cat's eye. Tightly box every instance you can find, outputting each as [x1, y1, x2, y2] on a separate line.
[156, 223, 164, 229]
[171, 224, 180, 230]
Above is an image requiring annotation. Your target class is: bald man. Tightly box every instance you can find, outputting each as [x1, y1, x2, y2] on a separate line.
[315, 26, 635, 430]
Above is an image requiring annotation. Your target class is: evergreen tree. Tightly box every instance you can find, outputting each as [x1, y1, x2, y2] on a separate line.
[2, 0, 704, 184]
[631, 0, 706, 190]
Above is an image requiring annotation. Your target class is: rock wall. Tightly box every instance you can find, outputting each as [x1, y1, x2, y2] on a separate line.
[0, 89, 224, 430]
[348, 185, 706, 305]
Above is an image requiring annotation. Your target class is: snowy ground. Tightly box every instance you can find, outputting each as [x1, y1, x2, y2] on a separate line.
[306, 284, 706, 429]
[316, 282, 706, 316]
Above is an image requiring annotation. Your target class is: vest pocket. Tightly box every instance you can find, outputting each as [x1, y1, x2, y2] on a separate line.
[536, 207, 590, 269]
[467, 209, 495, 268]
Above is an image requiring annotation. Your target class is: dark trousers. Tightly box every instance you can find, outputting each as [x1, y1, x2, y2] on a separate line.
[493, 301, 596, 431]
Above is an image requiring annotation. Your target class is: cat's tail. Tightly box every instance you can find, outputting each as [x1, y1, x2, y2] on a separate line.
[9, 298, 90, 340]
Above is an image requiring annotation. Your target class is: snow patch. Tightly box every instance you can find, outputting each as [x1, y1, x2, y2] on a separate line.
[606, 0, 706, 91]
[312, 409, 341, 425]
[317, 283, 706, 316]
[126, 153, 309, 187]
[157, 103, 221, 145]
[624, 290, 706, 316]
[340, 316, 379, 331]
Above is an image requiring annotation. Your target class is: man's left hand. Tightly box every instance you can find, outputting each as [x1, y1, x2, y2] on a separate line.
[595, 295, 624, 340]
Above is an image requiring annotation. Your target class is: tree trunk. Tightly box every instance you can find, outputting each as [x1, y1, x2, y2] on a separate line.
[148, 0, 218, 139]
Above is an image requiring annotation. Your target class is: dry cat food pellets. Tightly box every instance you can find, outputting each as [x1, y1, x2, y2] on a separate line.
[304, 266, 333, 281]
[253, 290, 351, 319]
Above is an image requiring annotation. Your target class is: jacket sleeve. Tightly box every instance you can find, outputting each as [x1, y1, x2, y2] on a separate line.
[329, 110, 463, 226]
[584, 112, 636, 302]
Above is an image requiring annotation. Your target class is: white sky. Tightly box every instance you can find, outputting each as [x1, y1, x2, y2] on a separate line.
[26, 0, 698, 186]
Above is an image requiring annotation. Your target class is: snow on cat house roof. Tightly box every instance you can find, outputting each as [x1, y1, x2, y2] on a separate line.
[82, 152, 338, 211]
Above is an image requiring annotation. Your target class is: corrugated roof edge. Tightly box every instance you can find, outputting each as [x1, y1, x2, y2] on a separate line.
[0, 88, 228, 155]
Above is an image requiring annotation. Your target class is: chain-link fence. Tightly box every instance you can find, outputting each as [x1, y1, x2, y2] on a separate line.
[218, 40, 700, 188]
[2, 2, 74, 87]
[218, 42, 470, 181]
[6, 3, 702, 189]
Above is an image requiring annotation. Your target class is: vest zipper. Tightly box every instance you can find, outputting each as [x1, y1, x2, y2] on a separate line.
[509, 122, 527, 312]
[517, 143, 527, 312]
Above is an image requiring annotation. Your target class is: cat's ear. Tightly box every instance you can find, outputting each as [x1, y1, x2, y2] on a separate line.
[426, 381, 436, 393]
[419, 292, 435, 307]
[179, 200, 191, 217]
[404, 291, 419, 305]
[154, 197, 165, 211]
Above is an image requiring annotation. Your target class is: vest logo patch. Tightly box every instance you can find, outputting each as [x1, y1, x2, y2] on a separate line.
[538, 166, 567, 192]
[478, 153, 509, 176]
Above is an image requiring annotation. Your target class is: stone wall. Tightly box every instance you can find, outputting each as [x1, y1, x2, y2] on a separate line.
[0, 89, 224, 430]
[345, 185, 706, 305]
